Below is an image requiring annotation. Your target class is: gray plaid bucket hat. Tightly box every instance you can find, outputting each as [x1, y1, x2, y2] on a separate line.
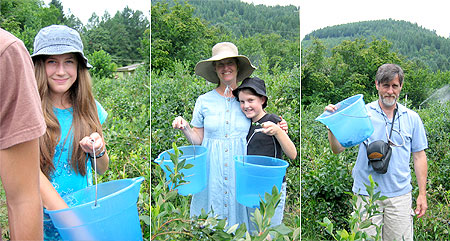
[31, 25, 92, 68]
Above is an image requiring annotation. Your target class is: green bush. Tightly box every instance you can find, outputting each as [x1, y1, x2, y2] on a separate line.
[88, 49, 117, 79]
[93, 67, 150, 237]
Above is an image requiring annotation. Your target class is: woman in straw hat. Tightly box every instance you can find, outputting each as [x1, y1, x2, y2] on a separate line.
[173, 42, 288, 230]
[172, 42, 258, 228]
[31, 25, 109, 240]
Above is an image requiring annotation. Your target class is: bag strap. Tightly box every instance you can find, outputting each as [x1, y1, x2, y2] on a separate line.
[388, 104, 398, 145]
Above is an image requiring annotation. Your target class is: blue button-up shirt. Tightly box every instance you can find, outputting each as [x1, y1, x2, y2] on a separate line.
[352, 101, 428, 197]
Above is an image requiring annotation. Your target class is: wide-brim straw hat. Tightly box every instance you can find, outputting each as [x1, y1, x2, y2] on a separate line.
[194, 42, 256, 84]
[31, 25, 92, 68]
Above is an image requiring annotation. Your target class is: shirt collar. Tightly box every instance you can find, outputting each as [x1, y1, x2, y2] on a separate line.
[368, 100, 407, 119]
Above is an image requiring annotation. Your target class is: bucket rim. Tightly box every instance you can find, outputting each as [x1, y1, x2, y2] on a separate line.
[315, 94, 364, 121]
[234, 155, 289, 168]
[45, 177, 145, 214]
[154, 145, 207, 163]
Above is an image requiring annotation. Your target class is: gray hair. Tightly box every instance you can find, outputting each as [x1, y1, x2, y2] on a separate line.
[375, 64, 404, 85]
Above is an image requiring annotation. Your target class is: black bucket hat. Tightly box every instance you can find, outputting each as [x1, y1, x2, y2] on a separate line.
[233, 77, 268, 108]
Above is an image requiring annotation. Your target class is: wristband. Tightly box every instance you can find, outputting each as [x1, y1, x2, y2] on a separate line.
[89, 148, 106, 159]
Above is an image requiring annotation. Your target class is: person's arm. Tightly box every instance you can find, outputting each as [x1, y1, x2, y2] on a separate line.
[0, 139, 43, 240]
[327, 129, 346, 154]
[413, 150, 428, 218]
[323, 104, 346, 154]
[261, 121, 297, 160]
[172, 116, 204, 145]
[39, 170, 69, 210]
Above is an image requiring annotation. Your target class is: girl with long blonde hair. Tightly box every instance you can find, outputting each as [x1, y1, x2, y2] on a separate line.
[31, 25, 109, 240]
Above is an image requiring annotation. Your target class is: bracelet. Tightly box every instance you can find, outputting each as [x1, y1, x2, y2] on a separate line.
[89, 148, 106, 159]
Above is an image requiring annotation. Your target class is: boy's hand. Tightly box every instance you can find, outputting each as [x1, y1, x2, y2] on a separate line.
[261, 121, 282, 136]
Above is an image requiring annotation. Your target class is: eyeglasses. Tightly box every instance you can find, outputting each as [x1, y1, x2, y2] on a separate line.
[385, 124, 405, 147]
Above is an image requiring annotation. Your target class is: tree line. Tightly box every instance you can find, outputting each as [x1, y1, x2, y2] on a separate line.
[301, 37, 450, 108]
[1, 0, 149, 76]
[152, 0, 299, 40]
[151, 1, 300, 74]
[303, 19, 450, 72]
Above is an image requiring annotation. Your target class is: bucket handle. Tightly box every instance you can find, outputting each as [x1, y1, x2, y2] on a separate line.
[91, 139, 99, 207]
[244, 126, 278, 165]
[339, 113, 371, 118]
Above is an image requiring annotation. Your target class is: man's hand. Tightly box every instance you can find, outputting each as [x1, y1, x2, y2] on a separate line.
[415, 194, 427, 218]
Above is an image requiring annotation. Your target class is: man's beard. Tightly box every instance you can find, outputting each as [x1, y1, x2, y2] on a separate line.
[380, 94, 397, 107]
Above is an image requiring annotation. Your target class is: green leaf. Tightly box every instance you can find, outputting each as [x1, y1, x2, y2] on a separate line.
[272, 223, 292, 235]
[254, 208, 263, 229]
[184, 163, 194, 169]
[359, 219, 372, 229]
[226, 224, 239, 234]
[235, 223, 247, 238]
[337, 229, 349, 239]
[292, 227, 300, 240]
[139, 215, 150, 225]
[165, 190, 178, 200]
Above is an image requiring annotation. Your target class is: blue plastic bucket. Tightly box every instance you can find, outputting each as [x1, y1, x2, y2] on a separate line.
[316, 94, 374, 147]
[45, 177, 144, 241]
[154, 145, 208, 196]
[234, 155, 289, 208]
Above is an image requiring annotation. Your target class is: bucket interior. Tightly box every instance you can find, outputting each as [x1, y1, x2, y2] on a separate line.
[315, 94, 373, 147]
[316, 94, 363, 120]
[235, 155, 289, 168]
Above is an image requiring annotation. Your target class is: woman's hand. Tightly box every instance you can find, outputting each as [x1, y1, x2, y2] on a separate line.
[172, 116, 189, 130]
[172, 116, 204, 145]
[79, 132, 104, 156]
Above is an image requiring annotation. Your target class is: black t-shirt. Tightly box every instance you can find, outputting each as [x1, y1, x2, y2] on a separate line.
[246, 113, 283, 159]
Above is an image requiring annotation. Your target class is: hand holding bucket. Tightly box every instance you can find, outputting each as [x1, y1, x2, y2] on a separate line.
[316, 94, 374, 147]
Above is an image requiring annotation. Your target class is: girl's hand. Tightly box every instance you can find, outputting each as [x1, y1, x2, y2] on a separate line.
[79, 132, 104, 155]
[278, 116, 288, 134]
[261, 121, 282, 136]
[172, 116, 189, 130]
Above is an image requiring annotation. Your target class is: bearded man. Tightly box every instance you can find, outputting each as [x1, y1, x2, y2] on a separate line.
[325, 64, 428, 241]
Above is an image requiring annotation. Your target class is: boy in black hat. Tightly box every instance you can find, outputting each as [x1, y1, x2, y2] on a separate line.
[233, 77, 297, 227]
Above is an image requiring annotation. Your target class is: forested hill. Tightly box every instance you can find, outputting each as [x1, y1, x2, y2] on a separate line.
[303, 19, 450, 72]
[151, 0, 300, 39]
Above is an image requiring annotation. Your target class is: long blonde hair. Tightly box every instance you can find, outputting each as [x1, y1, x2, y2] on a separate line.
[34, 54, 103, 179]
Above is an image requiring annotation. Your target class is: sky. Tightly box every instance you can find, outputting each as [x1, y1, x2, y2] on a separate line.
[44, 0, 150, 24]
[300, 0, 450, 40]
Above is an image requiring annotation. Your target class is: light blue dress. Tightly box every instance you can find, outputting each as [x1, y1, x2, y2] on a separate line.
[44, 100, 107, 240]
[190, 89, 251, 228]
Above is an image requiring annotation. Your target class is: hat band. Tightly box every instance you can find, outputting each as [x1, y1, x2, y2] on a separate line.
[34, 38, 83, 54]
